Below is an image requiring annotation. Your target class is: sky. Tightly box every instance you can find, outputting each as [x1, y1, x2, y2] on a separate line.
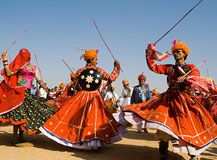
[0, 0, 216, 95]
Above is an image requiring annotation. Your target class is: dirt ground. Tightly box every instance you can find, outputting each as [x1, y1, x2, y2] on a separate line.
[0, 125, 216, 160]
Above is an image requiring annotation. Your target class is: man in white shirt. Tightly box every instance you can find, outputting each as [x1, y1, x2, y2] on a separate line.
[119, 80, 133, 109]
[39, 83, 48, 99]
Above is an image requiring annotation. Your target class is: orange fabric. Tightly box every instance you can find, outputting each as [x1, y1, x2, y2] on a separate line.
[59, 83, 65, 89]
[70, 72, 76, 79]
[151, 88, 159, 95]
[76, 64, 120, 82]
[45, 81, 76, 110]
[43, 90, 121, 143]
[58, 81, 75, 99]
[20, 125, 40, 135]
[122, 80, 129, 85]
[0, 81, 25, 115]
[125, 56, 217, 148]
[125, 88, 217, 147]
[43, 65, 121, 144]
[0, 48, 30, 115]
[187, 76, 217, 121]
[1, 48, 30, 86]
[83, 49, 98, 60]
[171, 40, 190, 55]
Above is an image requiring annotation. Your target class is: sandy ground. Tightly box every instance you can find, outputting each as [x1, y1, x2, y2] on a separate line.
[0, 125, 216, 160]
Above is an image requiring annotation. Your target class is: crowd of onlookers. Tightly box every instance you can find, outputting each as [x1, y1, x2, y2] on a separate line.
[30, 83, 66, 100]
[101, 74, 159, 111]
[30, 76, 159, 117]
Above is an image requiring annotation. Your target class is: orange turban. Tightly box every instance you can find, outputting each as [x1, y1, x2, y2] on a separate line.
[152, 88, 159, 95]
[171, 40, 190, 55]
[59, 83, 65, 89]
[81, 49, 98, 61]
[122, 80, 129, 85]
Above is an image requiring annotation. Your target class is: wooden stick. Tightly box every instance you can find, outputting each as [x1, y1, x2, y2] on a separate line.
[93, 20, 123, 72]
[154, 0, 204, 44]
[61, 59, 74, 72]
[34, 54, 43, 81]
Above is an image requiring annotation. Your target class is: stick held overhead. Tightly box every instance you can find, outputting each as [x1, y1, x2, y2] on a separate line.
[154, 0, 204, 45]
[6, 28, 28, 53]
[93, 20, 123, 72]
[93, 20, 116, 60]
[35, 54, 43, 81]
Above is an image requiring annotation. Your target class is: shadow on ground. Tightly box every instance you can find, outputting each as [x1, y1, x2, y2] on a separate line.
[123, 129, 158, 141]
[30, 132, 184, 160]
[1, 126, 216, 160]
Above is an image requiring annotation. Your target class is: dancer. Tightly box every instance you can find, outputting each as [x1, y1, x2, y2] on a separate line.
[40, 49, 125, 149]
[0, 49, 54, 146]
[45, 75, 76, 111]
[55, 83, 65, 98]
[124, 40, 217, 160]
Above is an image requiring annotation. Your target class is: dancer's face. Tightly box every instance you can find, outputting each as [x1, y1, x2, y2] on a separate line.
[91, 58, 98, 66]
[173, 49, 185, 61]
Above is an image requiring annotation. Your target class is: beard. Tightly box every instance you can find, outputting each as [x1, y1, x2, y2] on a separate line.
[174, 55, 185, 61]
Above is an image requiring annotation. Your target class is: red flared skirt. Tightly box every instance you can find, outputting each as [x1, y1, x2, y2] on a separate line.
[124, 88, 217, 148]
[40, 90, 123, 148]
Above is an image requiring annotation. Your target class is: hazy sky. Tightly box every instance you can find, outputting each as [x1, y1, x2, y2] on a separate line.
[0, 0, 216, 94]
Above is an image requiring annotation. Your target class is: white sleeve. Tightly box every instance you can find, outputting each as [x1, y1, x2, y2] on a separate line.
[121, 89, 126, 97]
[130, 87, 133, 96]
[104, 93, 108, 100]
[115, 93, 119, 100]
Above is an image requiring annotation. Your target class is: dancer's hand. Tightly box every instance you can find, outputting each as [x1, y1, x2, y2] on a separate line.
[146, 43, 157, 57]
[70, 72, 76, 80]
[177, 76, 186, 83]
[147, 43, 157, 52]
[2, 52, 8, 61]
[114, 60, 120, 70]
